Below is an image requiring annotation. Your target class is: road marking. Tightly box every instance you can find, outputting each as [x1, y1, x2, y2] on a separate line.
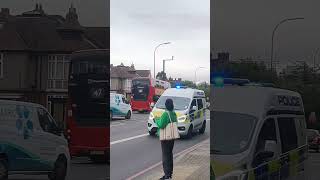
[111, 133, 149, 145]
[125, 138, 209, 180]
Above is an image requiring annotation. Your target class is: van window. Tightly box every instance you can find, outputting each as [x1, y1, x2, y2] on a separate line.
[37, 108, 58, 134]
[254, 118, 277, 155]
[190, 99, 197, 110]
[278, 117, 298, 153]
[197, 99, 204, 110]
[122, 96, 126, 104]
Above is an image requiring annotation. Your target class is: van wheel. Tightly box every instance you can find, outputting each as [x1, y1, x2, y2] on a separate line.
[49, 155, 67, 180]
[199, 121, 206, 134]
[149, 131, 156, 136]
[186, 125, 193, 139]
[126, 111, 131, 119]
[0, 156, 8, 180]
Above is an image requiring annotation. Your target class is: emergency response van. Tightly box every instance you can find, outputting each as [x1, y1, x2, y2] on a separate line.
[110, 93, 132, 119]
[211, 85, 308, 180]
[148, 87, 207, 138]
[0, 100, 70, 180]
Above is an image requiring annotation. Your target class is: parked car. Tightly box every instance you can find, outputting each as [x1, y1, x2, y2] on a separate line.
[307, 129, 320, 152]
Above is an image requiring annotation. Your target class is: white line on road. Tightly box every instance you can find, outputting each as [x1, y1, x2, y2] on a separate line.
[110, 133, 149, 145]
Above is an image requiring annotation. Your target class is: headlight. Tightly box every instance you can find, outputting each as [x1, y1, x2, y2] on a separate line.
[149, 112, 154, 120]
[178, 115, 187, 122]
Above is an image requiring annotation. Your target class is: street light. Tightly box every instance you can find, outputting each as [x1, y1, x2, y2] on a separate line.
[194, 67, 206, 83]
[270, 17, 304, 71]
[154, 42, 171, 78]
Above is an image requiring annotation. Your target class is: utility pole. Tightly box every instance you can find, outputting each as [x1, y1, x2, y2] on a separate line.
[162, 56, 174, 73]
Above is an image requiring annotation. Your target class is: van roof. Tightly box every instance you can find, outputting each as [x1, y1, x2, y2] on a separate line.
[0, 100, 44, 108]
[162, 88, 205, 98]
[212, 86, 304, 118]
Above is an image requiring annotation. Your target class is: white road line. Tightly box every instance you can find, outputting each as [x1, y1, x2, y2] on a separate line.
[110, 133, 149, 145]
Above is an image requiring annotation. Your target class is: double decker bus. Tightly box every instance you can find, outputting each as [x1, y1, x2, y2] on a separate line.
[65, 49, 109, 163]
[131, 77, 171, 112]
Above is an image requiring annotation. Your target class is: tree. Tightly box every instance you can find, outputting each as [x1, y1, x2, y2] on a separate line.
[156, 71, 167, 81]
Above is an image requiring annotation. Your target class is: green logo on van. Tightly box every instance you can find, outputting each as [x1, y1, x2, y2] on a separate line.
[16, 105, 33, 140]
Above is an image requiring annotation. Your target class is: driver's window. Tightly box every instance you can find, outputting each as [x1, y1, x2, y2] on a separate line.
[122, 96, 126, 104]
[37, 108, 57, 134]
[190, 99, 197, 111]
[253, 118, 277, 167]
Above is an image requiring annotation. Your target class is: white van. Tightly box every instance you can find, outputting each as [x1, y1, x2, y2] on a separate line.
[211, 85, 308, 180]
[148, 87, 207, 138]
[0, 100, 70, 180]
[110, 93, 132, 119]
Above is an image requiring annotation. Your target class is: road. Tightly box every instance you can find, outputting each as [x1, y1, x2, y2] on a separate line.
[308, 152, 320, 179]
[110, 111, 210, 180]
[9, 157, 108, 180]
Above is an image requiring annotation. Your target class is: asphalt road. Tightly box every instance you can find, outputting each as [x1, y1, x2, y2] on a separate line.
[308, 152, 320, 179]
[110, 111, 210, 180]
[9, 157, 108, 180]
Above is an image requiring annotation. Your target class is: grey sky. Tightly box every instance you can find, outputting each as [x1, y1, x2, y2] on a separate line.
[111, 0, 210, 82]
[1, 0, 109, 26]
[212, 0, 320, 68]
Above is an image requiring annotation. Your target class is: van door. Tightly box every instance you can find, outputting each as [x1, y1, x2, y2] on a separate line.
[189, 99, 198, 128]
[32, 107, 61, 171]
[195, 98, 205, 129]
[120, 95, 129, 116]
[277, 117, 303, 180]
[252, 118, 279, 168]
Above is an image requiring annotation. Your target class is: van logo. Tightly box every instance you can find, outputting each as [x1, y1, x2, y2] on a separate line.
[277, 95, 301, 107]
[16, 105, 33, 140]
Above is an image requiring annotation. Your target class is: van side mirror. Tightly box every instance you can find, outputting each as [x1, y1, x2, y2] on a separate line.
[253, 140, 276, 167]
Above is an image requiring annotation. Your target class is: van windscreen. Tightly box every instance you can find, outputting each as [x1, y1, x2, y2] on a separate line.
[211, 111, 257, 155]
[156, 96, 190, 110]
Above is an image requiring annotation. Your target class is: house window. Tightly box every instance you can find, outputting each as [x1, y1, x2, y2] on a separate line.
[0, 53, 3, 78]
[47, 55, 70, 90]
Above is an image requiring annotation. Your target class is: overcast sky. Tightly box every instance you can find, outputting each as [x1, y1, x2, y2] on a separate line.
[111, 0, 210, 83]
[1, 0, 109, 26]
[212, 0, 320, 69]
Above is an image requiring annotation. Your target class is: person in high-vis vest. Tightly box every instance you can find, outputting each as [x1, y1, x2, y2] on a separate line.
[155, 99, 178, 180]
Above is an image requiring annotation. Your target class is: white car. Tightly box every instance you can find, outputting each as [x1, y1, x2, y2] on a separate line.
[0, 100, 70, 180]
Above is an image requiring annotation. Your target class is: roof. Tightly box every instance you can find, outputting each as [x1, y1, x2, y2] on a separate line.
[212, 86, 303, 118]
[0, 99, 44, 109]
[110, 65, 138, 79]
[136, 70, 151, 78]
[0, 9, 108, 52]
[162, 88, 205, 98]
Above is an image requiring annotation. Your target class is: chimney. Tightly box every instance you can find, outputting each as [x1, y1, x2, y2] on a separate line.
[1, 8, 10, 18]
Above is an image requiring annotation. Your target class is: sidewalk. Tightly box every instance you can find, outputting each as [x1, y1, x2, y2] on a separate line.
[133, 139, 210, 180]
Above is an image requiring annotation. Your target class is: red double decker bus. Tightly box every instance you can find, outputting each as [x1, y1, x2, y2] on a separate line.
[65, 49, 109, 163]
[131, 77, 171, 112]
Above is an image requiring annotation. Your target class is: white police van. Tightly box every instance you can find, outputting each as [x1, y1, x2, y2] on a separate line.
[110, 93, 132, 119]
[148, 87, 207, 138]
[211, 82, 308, 180]
[0, 100, 70, 180]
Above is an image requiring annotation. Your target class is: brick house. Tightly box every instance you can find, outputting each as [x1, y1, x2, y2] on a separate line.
[0, 4, 109, 124]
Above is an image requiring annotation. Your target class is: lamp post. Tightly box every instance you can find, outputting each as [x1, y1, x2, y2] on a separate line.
[154, 42, 171, 78]
[194, 67, 206, 83]
[163, 56, 174, 73]
[270, 17, 304, 71]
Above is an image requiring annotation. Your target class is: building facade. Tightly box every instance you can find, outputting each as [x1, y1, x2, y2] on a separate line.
[0, 4, 109, 125]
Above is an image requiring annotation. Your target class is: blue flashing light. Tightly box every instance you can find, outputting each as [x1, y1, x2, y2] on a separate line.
[176, 85, 181, 89]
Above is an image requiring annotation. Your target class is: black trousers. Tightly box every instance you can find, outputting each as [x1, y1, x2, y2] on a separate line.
[161, 140, 174, 177]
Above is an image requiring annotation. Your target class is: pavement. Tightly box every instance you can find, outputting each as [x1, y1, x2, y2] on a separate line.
[308, 152, 320, 180]
[9, 157, 108, 180]
[132, 139, 210, 180]
[110, 111, 210, 180]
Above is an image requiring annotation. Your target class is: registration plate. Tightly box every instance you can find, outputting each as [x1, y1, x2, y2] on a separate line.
[90, 151, 105, 155]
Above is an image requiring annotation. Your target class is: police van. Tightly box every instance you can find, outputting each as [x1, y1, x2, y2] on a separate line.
[0, 100, 70, 180]
[110, 93, 132, 119]
[211, 84, 308, 180]
[148, 87, 207, 138]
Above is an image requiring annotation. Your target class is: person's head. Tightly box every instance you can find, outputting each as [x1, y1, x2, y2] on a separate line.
[165, 98, 174, 111]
